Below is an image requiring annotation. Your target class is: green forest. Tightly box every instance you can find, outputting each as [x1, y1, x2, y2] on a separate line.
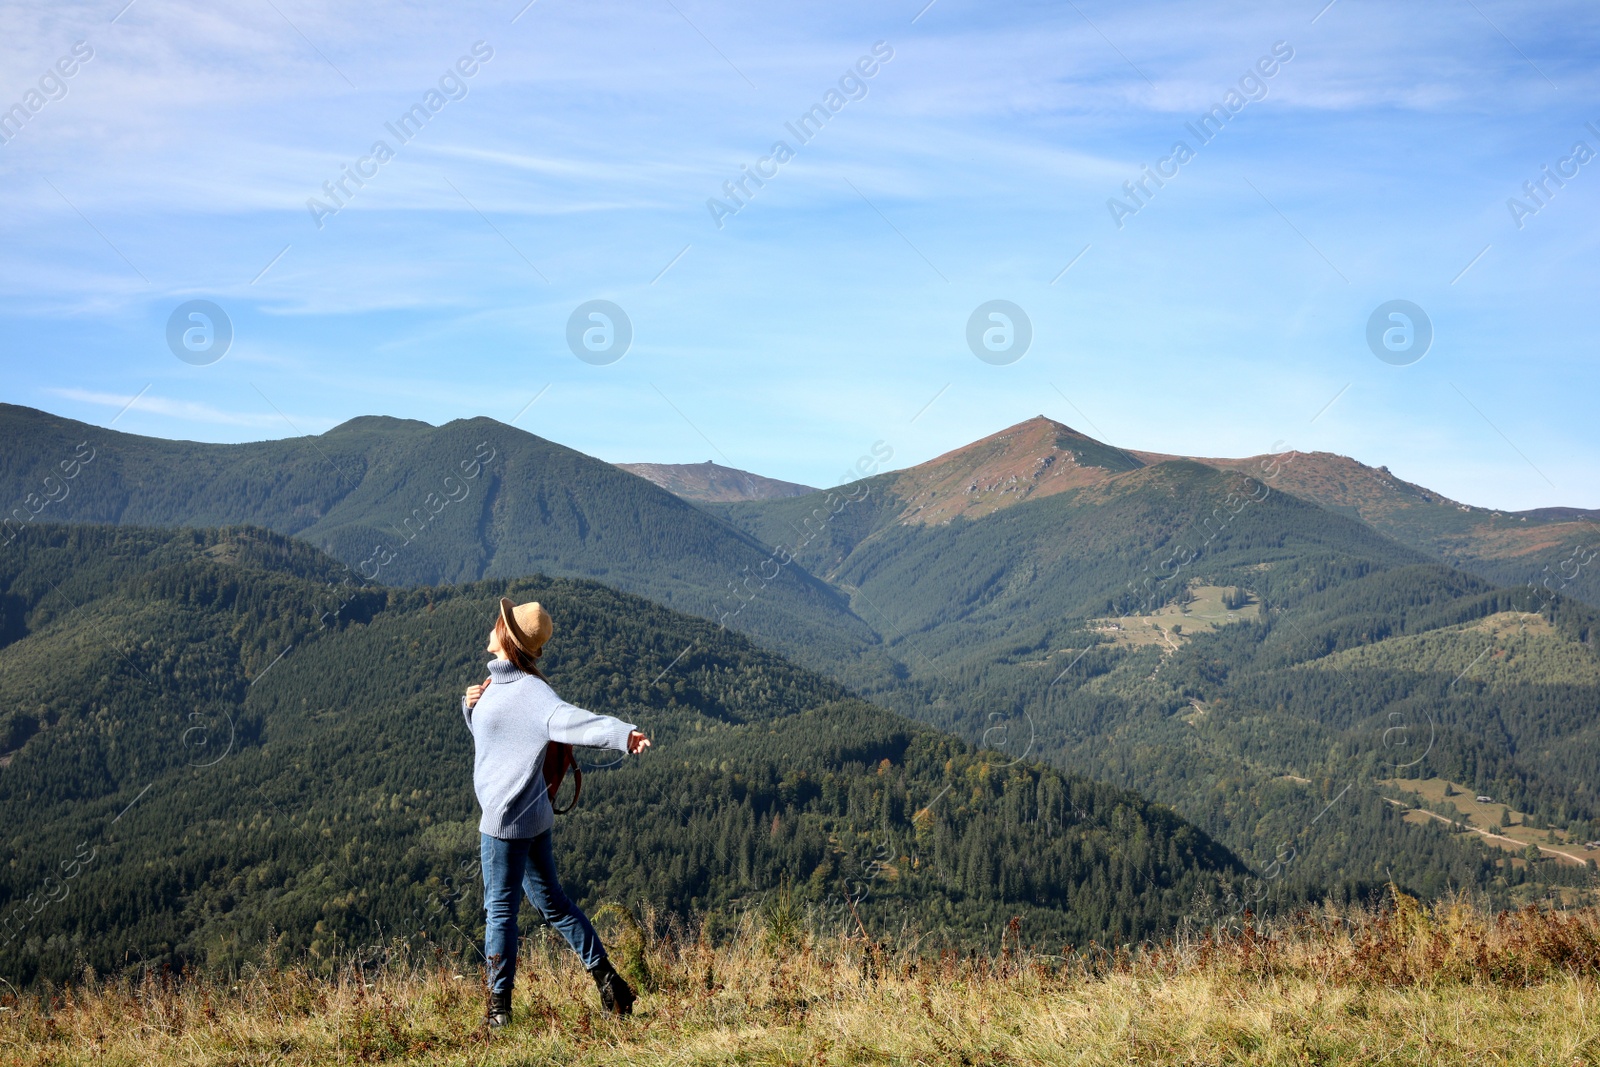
[0, 524, 1246, 987]
[715, 461, 1600, 911]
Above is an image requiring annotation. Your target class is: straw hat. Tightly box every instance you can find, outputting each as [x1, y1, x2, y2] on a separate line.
[499, 597, 553, 656]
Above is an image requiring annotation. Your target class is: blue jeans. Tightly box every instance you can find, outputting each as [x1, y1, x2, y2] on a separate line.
[480, 831, 606, 993]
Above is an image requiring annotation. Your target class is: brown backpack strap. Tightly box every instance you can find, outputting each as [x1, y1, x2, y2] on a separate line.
[545, 742, 583, 815]
[553, 765, 582, 815]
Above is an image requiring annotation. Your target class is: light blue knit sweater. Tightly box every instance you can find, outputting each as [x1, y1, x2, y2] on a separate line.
[461, 658, 636, 839]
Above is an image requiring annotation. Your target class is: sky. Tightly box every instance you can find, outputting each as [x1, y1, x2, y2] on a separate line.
[1, 0, 1597, 510]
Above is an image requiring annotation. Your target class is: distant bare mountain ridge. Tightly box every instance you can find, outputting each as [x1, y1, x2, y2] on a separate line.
[1135, 447, 1600, 607]
[695, 414, 1597, 607]
[615, 460, 817, 502]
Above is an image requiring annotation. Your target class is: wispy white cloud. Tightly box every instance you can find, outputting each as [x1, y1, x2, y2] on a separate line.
[42, 386, 332, 431]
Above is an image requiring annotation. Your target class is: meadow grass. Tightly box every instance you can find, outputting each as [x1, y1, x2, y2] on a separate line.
[4, 889, 1600, 1066]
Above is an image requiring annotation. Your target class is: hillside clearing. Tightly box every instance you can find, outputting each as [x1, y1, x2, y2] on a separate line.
[1381, 777, 1597, 869]
[1090, 583, 1260, 650]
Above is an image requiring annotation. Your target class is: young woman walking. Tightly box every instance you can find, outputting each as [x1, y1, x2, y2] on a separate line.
[461, 597, 651, 1027]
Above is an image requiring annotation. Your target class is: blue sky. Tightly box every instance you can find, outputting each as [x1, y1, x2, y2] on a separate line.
[2, 0, 1597, 509]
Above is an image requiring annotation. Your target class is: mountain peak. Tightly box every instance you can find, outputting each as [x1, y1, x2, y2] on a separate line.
[892, 415, 1144, 524]
[1009, 413, 1092, 437]
[323, 414, 435, 437]
[616, 460, 817, 503]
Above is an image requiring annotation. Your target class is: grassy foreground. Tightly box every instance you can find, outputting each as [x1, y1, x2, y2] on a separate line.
[4, 892, 1600, 1066]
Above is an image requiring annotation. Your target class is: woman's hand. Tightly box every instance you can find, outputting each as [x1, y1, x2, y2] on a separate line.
[464, 677, 491, 709]
[627, 731, 651, 755]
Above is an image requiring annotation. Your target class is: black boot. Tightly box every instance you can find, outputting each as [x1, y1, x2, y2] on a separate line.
[486, 986, 512, 1029]
[588, 956, 635, 1016]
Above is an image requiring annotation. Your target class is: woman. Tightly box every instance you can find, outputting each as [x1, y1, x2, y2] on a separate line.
[461, 596, 651, 1027]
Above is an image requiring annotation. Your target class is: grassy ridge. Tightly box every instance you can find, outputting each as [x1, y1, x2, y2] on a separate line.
[5, 892, 1600, 1065]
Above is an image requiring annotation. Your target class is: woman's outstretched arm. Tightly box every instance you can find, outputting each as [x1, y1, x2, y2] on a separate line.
[547, 700, 640, 753]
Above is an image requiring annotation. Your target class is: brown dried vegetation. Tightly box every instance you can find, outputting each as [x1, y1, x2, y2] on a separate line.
[4, 889, 1599, 1065]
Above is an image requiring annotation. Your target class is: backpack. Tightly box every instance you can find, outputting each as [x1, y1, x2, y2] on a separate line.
[544, 742, 582, 814]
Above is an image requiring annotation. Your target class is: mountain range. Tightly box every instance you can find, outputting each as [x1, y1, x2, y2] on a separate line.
[0, 403, 880, 678]
[697, 415, 1599, 610]
[3, 401, 1597, 975]
[707, 417, 1600, 898]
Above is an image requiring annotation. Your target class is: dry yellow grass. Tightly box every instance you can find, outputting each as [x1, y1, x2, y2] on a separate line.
[5, 891, 1600, 1066]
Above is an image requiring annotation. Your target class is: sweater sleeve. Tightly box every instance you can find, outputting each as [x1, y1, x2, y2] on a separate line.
[461, 694, 473, 730]
[546, 699, 635, 753]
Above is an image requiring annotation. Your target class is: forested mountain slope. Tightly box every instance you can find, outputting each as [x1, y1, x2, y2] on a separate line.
[712, 452, 1437, 662]
[710, 439, 1600, 912]
[0, 403, 880, 672]
[0, 523, 1246, 986]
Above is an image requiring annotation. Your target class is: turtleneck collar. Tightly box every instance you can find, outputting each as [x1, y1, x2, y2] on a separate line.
[486, 658, 527, 681]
